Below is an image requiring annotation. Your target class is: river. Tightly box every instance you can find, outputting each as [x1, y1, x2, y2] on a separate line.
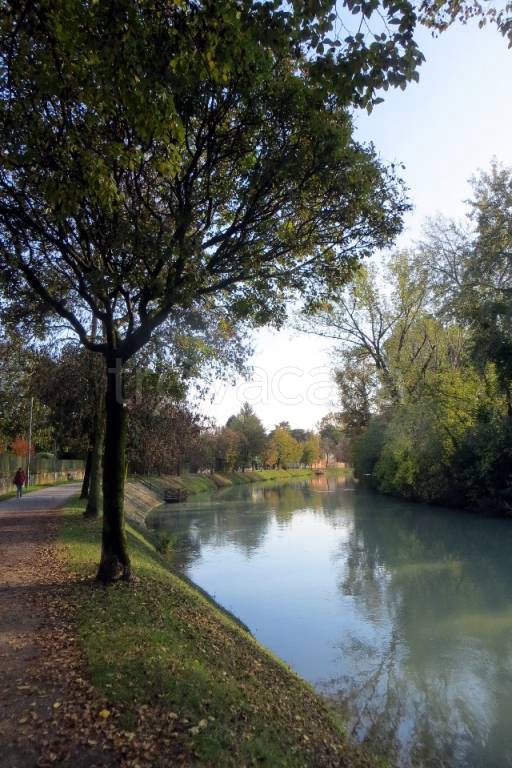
[149, 474, 512, 768]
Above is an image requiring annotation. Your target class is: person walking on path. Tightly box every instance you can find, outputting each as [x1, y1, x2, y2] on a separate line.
[13, 467, 26, 498]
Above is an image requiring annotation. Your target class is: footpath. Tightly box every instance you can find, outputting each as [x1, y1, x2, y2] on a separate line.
[0, 485, 115, 768]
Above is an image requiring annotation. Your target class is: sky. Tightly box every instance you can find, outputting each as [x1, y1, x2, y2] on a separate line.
[202, 20, 512, 432]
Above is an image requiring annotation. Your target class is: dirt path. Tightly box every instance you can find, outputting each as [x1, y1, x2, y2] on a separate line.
[0, 485, 116, 768]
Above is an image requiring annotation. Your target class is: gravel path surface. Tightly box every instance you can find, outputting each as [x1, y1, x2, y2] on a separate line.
[0, 484, 112, 767]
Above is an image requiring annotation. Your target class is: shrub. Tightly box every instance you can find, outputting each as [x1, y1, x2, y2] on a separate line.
[155, 532, 172, 555]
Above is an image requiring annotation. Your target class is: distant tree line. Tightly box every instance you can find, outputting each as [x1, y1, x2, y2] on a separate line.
[0, 334, 339, 477]
[198, 405, 327, 473]
[131, 402, 342, 476]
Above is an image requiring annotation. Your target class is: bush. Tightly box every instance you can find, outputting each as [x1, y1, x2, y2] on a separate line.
[355, 369, 512, 510]
[155, 532, 172, 555]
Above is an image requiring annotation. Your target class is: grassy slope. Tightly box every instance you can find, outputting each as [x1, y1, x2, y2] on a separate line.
[60, 497, 374, 768]
[124, 480, 164, 523]
[132, 472, 219, 496]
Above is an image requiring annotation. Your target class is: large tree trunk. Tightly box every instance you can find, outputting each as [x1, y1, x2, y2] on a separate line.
[80, 449, 92, 499]
[84, 388, 105, 518]
[96, 356, 131, 583]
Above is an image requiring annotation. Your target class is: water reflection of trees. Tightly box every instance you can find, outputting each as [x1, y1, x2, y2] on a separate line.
[155, 474, 353, 566]
[329, 492, 512, 768]
[153, 480, 324, 564]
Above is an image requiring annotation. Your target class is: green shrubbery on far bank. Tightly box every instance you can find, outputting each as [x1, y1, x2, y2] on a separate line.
[303, 169, 512, 516]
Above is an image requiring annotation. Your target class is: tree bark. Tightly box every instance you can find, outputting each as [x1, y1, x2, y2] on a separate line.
[84, 388, 105, 518]
[96, 356, 131, 583]
[80, 449, 92, 499]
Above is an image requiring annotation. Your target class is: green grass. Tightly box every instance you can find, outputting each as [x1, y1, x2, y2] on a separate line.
[224, 471, 256, 484]
[247, 468, 315, 481]
[133, 472, 219, 496]
[210, 473, 233, 488]
[0, 487, 33, 502]
[59, 498, 374, 768]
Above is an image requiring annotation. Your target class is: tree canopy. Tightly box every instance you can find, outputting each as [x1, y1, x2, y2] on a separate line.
[0, 0, 412, 367]
[419, 0, 512, 45]
[1, 0, 502, 578]
[227, 403, 267, 468]
[0, 0, 417, 580]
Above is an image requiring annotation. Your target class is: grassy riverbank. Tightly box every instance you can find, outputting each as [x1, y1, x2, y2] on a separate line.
[59, 496, 375, 768]
[133, 467, 348, 499]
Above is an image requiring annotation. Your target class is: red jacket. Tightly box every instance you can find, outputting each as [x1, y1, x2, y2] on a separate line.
[14, 469, 26, 486]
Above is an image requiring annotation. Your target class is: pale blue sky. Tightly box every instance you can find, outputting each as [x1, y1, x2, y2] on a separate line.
[204, 21, 512, 431]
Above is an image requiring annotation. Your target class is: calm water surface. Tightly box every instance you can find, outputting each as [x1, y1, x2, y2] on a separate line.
[150, 476, 512, 768]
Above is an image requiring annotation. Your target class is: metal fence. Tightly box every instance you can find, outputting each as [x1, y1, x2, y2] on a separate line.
[0, 453, 85, 493]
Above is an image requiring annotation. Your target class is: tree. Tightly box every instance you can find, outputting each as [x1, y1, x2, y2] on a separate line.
[302, 436, 321, 467]
[318, 413, 346, 445]
[227, 403, 266, 469]
[0, 284, 105, 503]
[318, 412, 348, 465]
[0, 333, 53, 453]
[263, 437, 280, 469]
[371, 366, 506, 504]
[30, 345, 99, 454]
[334, 348, 378, 435]
[126, 307, 248, 477]
[301, 250, 446, 460]
[300, 253, 431, 407]
[128, 395, 203, 476]
[11, 436, 32, 459]
[419, 0, 512, 45]
[0, 1, 420, 581]
[418, 164, 512, 412]
[0, 335, 34, 451]
[345, 165, 512, 508]
[290, 428, 307, 443]
[186, 427, 216, 474]
[213, 427, 243, 473]
[266, 426, 302, 469]
[468, 166, 512, 410]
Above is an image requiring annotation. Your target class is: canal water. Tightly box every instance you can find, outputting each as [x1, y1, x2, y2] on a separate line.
[149, 475, 512, 768]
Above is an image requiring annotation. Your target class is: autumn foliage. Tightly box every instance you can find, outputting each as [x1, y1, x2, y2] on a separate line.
[11, 437, 33, 458]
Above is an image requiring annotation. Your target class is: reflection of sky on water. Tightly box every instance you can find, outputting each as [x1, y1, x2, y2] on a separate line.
[150, 478, 512, 768]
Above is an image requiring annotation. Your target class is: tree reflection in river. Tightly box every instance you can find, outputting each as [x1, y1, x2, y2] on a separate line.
[153, 475, 351, 566]
[326, 492, 512, 768]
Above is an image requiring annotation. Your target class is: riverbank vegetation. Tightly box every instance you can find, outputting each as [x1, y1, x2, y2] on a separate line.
[60, 496, 377, 768]
[304, 164, 512, 514]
